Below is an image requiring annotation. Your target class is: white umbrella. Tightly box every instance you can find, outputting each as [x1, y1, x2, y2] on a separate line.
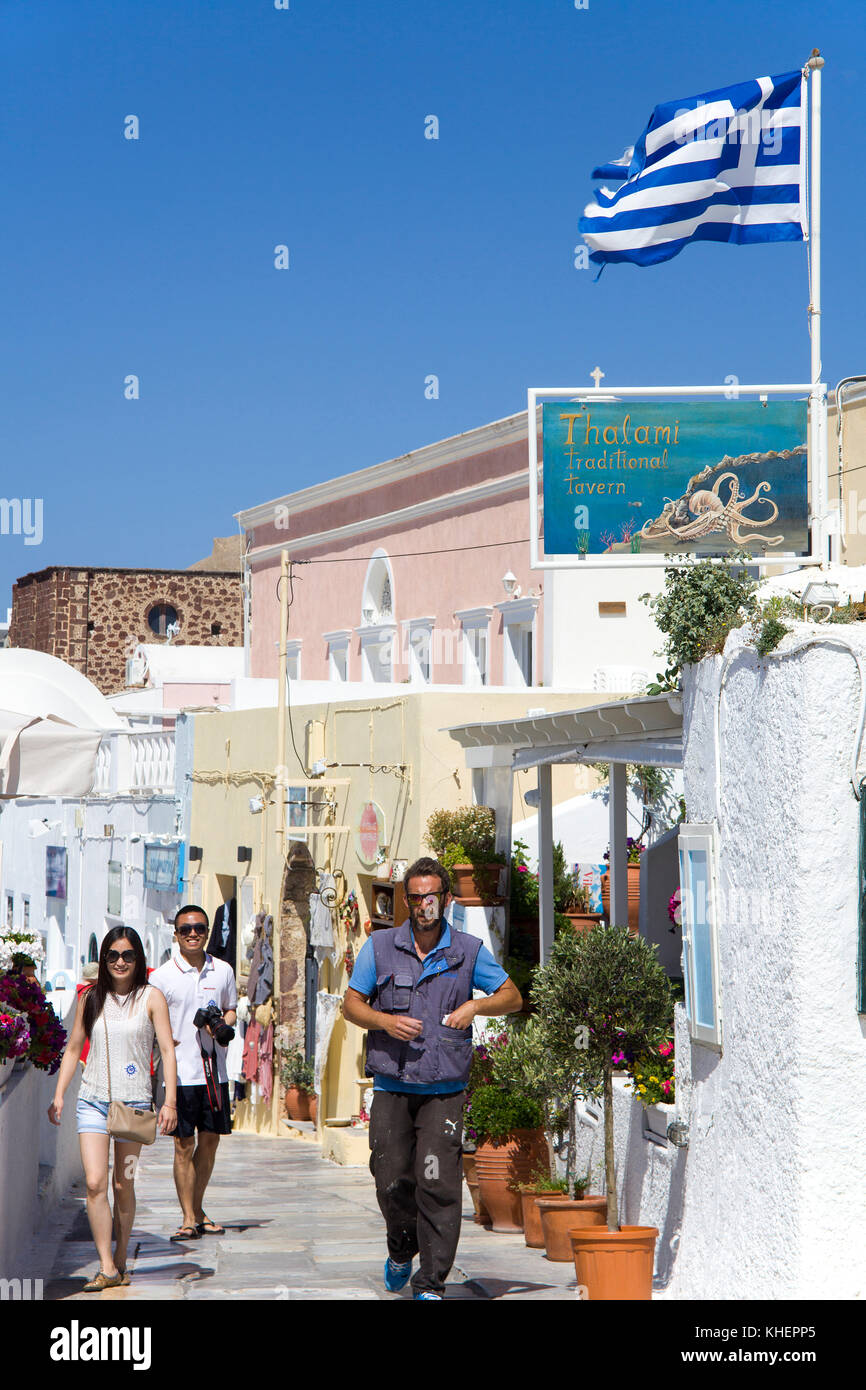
[0, 710, 103, 798]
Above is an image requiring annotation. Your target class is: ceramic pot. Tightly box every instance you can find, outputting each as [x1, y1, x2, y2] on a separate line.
[600, 864, 641, 934]
[538, 1197, 606, 1260]
[284, 1087, 311, 1122]
[308, 1094, 318, 1125]
[474, 1129, 549, 1233]
[520, 1189, 571, 1249]
[570, 1224, 659, 1300]
[450, 864, 504, 905]
[462, 1153, 491, 1225]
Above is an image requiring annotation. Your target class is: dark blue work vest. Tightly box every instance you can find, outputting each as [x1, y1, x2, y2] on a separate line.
[364, 921, 482, 1087]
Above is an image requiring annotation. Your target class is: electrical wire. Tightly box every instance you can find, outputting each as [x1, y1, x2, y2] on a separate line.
[289, 537, 534, 564]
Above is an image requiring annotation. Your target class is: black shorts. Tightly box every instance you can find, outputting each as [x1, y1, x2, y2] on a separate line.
[175, 1082, 232, 1139]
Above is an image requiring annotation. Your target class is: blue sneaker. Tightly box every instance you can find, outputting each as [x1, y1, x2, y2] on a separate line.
[413, 1290, 443, 1300]
[384, 1257, 413, 1292]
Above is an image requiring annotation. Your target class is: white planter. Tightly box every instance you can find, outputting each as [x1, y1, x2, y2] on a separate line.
[0, 1057, 14, 1090]
[643, 1101, 676, 1142]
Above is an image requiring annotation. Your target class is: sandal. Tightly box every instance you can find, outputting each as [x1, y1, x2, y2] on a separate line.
[196, 1214, 225, 1235]
[83, 1269, 122, 1292]
[169, 1225, 201, 1242]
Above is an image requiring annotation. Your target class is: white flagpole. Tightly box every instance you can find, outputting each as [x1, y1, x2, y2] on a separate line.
[806, 48, 827, 563]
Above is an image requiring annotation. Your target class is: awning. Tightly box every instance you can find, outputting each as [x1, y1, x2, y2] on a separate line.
[445, 693, 683, 769]
[0, 711, 103, 798]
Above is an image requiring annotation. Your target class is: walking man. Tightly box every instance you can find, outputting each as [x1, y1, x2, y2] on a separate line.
[342, 857, 522, 1300]
[149, 905, 237, 1242]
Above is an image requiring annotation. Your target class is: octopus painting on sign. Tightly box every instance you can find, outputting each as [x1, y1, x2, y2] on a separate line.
[542, 400, 809, 558]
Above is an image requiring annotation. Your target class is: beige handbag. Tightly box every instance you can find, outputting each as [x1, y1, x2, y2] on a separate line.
[103, 1014, 157, 1145]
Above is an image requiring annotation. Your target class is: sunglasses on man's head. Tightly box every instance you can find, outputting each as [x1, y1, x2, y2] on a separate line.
[406, 891, 444, 907]
[176, 923, 207, 937]
[106, 949, 136, 964]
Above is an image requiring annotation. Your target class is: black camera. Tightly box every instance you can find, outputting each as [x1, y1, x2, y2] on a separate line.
[193, 1001, 235, 1046]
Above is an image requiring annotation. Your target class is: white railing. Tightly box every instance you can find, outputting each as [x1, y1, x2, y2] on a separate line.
[93, 730, 176, 795]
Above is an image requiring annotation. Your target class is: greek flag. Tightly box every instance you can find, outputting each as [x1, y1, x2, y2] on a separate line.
[579, 70, 806, 268]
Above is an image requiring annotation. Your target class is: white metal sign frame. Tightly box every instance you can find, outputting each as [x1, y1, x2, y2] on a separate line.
[528, 383, 828, 571]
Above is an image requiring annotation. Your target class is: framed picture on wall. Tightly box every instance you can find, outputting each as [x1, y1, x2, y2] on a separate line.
[144, 843, 179, 892]
[46, 846, 68, 899]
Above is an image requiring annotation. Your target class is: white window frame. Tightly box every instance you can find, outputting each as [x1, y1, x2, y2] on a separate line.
[356, 623, 397, 683]
[403, 617, 435, 685]
[361, 548, 395, 626]
[286, 639, 302, 682]
[324, 629, 351, 682]
[496, 595, 539, 687]
[456, 606, 492, 688]
[678, 822, 723, 1051]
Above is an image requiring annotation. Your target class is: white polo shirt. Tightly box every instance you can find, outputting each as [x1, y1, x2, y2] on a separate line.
[149, 951, 238, 1087]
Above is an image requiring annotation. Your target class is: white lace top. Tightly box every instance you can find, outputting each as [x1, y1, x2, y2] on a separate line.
[80, 985, 155, 1103]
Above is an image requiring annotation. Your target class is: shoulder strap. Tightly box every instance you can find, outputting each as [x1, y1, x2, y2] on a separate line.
[102, 1011, 113, 1103]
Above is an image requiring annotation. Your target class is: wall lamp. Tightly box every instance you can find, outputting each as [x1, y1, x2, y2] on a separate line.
[189, 845, 203, 860]
[666, 1120, 690, 1148]
[237, 846, 253, 864]
[501, 570, 521, 599]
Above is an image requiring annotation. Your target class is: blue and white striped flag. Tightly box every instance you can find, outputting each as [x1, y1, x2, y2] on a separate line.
[579, 70, 806, 268]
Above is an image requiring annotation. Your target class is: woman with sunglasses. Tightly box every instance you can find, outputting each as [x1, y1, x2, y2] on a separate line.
[48, 925, 178, 1291]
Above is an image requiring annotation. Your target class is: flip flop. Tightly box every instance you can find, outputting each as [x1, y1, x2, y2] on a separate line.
[169, 1225, 201, 1242]
[196, 1215, 225, 1235]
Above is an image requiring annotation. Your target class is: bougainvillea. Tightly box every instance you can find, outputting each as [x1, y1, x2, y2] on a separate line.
[0, 972, 66, 1073]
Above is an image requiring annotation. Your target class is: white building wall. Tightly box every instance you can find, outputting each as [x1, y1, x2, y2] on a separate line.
[544, 566, 666, 690]
[0, 793, 179, 982]
[669, 625, 866, 1299]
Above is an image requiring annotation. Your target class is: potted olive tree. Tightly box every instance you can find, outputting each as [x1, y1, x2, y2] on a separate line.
[280, 1048, 316, 1123]
[531, 923, 674, 1297]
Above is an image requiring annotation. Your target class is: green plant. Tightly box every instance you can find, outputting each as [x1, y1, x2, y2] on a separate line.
[628, 1037, 675, 1107]
[513, 1164, 564, 1194]
[279, 1048, 315, 1095]
[529, 925, 675, 1231]
[425, 806, 497, 865]
[439, 841, 469, 871]
[463, 1081, 544, 1145]
[640, 552, 758, 691]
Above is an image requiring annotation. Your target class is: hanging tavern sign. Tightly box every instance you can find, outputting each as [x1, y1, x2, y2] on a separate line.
[528, 385, 826, 570]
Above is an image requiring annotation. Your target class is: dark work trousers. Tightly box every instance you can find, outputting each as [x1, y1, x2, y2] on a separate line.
[369, 1089, 465, 1296]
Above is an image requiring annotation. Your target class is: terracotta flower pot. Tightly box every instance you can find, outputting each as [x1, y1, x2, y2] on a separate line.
[308, 1094, 318, 1125]
[538, 1197, 606, 1260]
[520, 1189, 571, 1249]
[450, 863, 504, 905]
[474, 1129, 549, 1233]
[563, 912, 601, 936]
[570, 1224, 659, 1300]
[462, 1153, 491, 1225]
[600, 864, 641, 934]
[284, 1087, 311, 1122]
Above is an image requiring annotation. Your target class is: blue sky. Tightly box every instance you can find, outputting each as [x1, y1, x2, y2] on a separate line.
[0, 0, 862, 605]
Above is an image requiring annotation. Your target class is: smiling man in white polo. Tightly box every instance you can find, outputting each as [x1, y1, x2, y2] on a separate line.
[149, 905, 238, 1243]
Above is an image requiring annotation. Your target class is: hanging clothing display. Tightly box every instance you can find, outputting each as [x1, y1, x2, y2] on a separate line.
[309, 872, 337, 968]
[259, 1024, 274, 1106]
[314, 991, 342, 1098]
[246, 912, 274, 1006]
[207, 897, 237, 965]
[242, 1019, 261, 1082]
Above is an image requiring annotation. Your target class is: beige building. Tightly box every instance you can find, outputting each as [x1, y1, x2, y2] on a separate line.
[185, 688, 613, 1155]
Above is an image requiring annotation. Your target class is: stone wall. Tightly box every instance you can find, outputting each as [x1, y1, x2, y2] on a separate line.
[9, 566, 242, 695]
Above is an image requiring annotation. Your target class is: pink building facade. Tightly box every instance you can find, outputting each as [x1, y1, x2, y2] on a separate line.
[238, 411, 546, 689]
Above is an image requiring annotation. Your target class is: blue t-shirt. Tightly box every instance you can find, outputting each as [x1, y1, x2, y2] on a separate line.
[349, 924, 509, 1095]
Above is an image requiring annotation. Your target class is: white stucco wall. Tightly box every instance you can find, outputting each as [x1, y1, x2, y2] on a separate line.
[0, 794, 178, 981]
[544, 566, 666, 690]
[668, 623, 866, 1299]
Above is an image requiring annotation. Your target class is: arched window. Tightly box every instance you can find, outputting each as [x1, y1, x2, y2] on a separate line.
[361, 550, 395, 626]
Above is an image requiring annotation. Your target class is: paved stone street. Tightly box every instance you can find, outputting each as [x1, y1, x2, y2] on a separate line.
[32, 1130, 580, 1302]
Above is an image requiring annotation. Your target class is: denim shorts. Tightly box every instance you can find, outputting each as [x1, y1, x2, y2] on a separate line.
[76, 1095, 152, 1135]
